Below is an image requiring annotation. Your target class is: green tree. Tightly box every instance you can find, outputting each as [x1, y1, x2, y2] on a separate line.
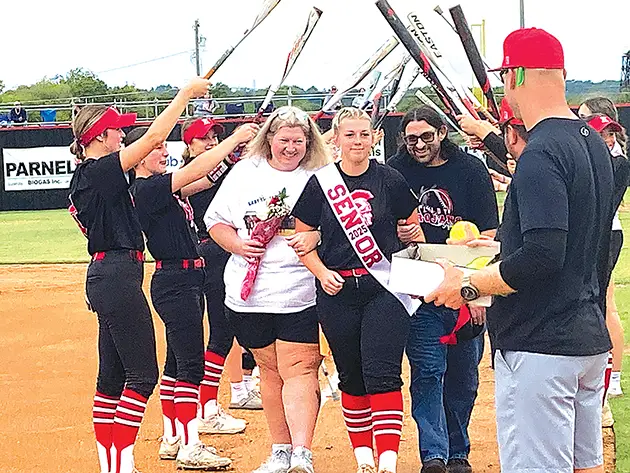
[62, 68, 108, 97]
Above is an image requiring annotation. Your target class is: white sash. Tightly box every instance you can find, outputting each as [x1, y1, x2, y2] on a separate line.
[315, 163, 420, 315]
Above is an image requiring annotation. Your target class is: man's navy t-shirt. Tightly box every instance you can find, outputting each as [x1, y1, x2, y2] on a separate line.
[490, 118, 613, 356]
[387, 143, 498, 244]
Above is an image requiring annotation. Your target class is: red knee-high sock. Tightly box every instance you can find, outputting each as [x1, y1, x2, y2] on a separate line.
[160, 376, 177, 439]
[111, 389, 148, 473]
[604, 351, 614, 405]
[93, 391, 120, 473]
[370, 391, 403, 465]
[175, 381, 200, 446]
[199, 351, 225, 418]
[342, 392, 373, 449]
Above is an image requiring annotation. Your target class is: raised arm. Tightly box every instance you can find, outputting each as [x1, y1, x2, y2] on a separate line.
[174, 124, 258, 196]
[119, 78, 210, 172]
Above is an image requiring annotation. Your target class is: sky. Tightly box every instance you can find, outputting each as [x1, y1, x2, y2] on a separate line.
[1, 0, 629, 95]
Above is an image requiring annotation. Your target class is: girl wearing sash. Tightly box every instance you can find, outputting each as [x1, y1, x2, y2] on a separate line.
[204, 106, 328, 473]
[292, 107, 423, 473]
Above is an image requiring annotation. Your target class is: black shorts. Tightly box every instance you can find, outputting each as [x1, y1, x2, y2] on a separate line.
[225, 305, 319, 349]
[608, 230, 623, 277]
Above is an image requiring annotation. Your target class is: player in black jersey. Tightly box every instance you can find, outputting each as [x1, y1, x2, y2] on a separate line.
[67, 77, 210, 473]
[181, 118, 261, 439]
[127, 123, 257, 469]
[293, 107, 423, 473]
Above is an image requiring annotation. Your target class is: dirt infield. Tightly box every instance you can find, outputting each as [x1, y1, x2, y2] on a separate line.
[0, 265, 614, 473]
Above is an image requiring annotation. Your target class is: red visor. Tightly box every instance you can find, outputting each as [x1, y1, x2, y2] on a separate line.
[183, 118, 225, 145]
[499, 98, 524, 126]
[489, 27, 564, 72]
[587, 115, 623, 133]
[79, 107, 137, 146]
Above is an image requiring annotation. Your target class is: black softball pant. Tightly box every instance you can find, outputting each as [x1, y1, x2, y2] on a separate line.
[86, 254, 158, 399]
[199, 239, 234, 358]
[150, 267, 205, 385]
[316, 274, 411, 396]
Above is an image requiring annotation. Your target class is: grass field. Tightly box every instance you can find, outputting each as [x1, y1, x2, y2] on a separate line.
[1, 202, 629, 471]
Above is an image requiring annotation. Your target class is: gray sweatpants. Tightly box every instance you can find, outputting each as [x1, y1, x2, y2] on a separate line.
[494, 350, 607, 473]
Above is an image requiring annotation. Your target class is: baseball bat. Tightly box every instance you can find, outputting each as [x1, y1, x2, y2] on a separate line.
[406, 11, 482, 119]
[370, 55, 410, 125]
[357, 70, 382, 110]
[374, 64, 421, 129]
[449, 5, 500, 119]
[434, 4, 501, 83]
[374, 0, 463, 117]
[203, 0, 283, 80]
[256, 6, 323, 119]
[313, 35, 399, 121]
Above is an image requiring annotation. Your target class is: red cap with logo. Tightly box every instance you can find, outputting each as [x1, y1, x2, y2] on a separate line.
[183, 118, 225, 145]
[489, 27, 564, 72]
[79, 107, 137, 146]
[499, 98, 524, 126]
[586, 114, 623, 133]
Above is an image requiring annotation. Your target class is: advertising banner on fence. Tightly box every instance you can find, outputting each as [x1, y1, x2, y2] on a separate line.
[3, 147, 77, 191]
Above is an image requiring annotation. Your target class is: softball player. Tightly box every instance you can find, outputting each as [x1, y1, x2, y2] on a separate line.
[127, 122, 257, 469]
[67, 77, 210, 473]
[292, 107, 423, 473]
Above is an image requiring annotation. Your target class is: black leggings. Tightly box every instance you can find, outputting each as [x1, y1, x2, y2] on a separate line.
[199, 239, 234, 358]
[150, 267, 205, 385]
[316, 274, 411, 396]
[86, 253, 158, 399]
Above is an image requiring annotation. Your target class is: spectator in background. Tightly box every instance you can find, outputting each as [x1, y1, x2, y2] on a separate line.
[9, 102, 27, 124]
[194, 93, 219, 117]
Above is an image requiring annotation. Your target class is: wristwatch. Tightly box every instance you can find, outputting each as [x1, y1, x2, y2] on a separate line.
[460, 275, 480, 301]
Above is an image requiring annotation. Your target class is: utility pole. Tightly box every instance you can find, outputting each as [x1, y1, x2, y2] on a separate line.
[519, 0, 525, 27]
[193, 19, 201, 76]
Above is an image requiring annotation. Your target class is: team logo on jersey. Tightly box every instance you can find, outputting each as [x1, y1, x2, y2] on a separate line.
[351, 189, 375, 227]
[174, 194, 198, 231]
[417, 187, 461, 229]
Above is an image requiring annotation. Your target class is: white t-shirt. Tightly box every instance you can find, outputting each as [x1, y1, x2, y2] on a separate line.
[204, 157, 316, 313]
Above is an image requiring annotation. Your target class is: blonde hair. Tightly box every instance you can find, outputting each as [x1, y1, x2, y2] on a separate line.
[331, 107, 372, 136]
[180, 118, 198, 165]
[246, 106, 331, 171]
[70, 105, 109, 161]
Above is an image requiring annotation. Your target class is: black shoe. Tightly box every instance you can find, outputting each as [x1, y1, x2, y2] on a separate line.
[447, 458, 473, 473]
[421, 458, 447, 473]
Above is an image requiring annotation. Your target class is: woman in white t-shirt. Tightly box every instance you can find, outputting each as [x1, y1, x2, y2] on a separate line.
[204, 106, 330, 473]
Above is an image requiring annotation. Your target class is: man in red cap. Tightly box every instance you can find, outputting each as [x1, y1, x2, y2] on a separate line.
[425, 28, 614, 473]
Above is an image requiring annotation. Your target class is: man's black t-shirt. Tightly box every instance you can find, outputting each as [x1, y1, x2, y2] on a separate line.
[68, 152, 145, 255]
[292, 160, 417, 269]
[490, 118, 613, 356]
[387, 143, 498, 243]
[130, 173, 200, 260]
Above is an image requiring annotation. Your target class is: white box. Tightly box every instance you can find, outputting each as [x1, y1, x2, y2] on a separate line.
[389, 243, 500, 307]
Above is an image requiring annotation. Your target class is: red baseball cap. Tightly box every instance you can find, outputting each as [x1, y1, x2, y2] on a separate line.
[489, 27, 564, 72]
[499, 98, 524, 126]
[79, 107, 137, 146]
[183, 118, 225, 145]
[586, 115, 623, 133]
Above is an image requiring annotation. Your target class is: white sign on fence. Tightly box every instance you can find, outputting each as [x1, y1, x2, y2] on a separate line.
[3, 147, 77, 191]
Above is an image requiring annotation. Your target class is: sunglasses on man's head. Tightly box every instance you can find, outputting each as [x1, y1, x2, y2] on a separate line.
[403, 131, 437, 146]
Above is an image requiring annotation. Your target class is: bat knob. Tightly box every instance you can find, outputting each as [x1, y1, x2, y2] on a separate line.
[434, 5, 444, 15]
